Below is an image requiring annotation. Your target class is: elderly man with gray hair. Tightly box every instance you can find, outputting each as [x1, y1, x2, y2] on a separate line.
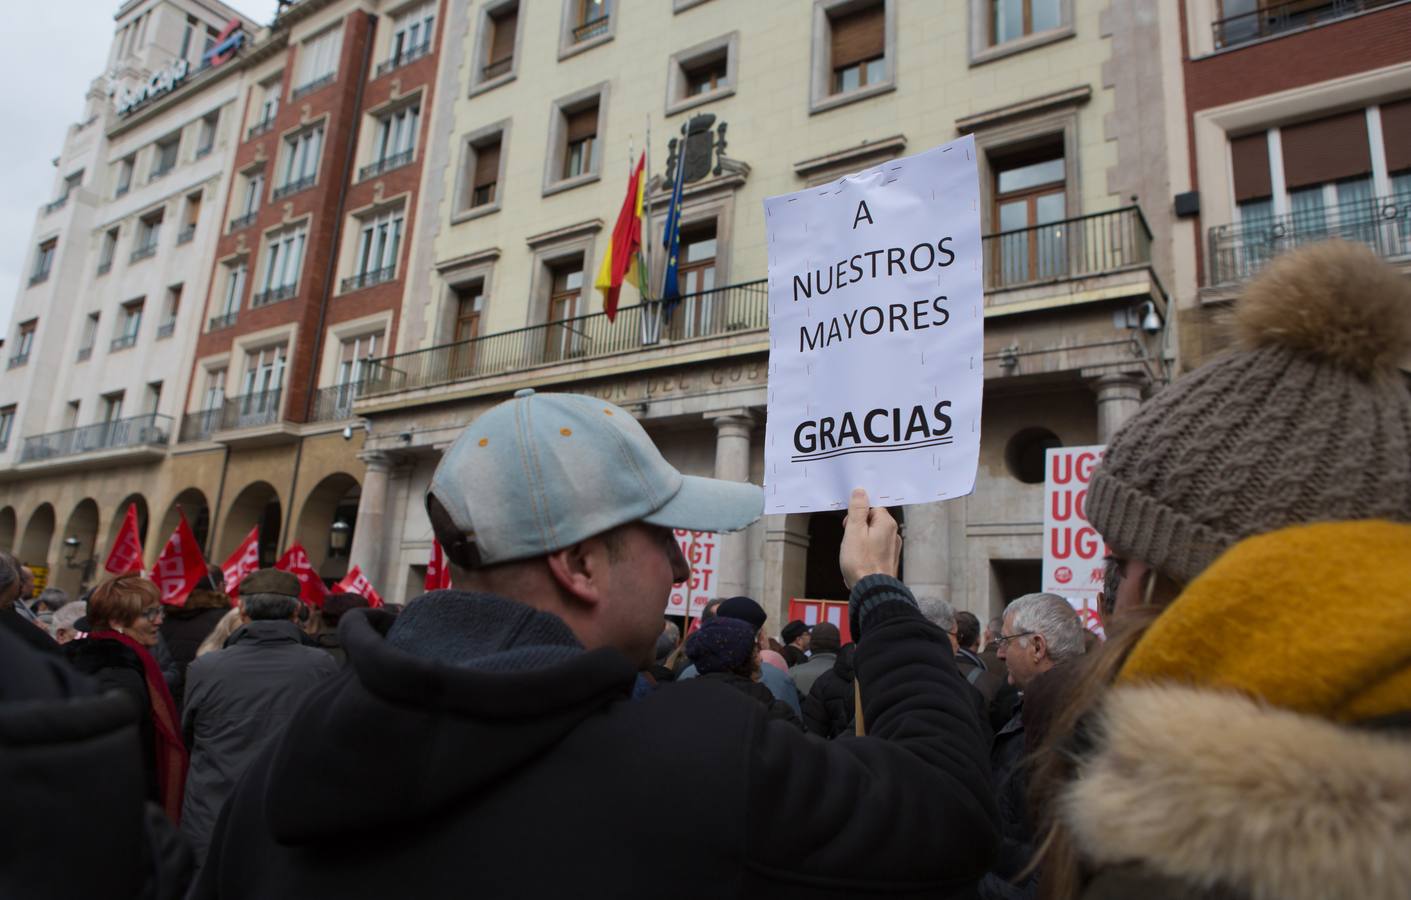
[181, 569, 339, 869]
[0, 551, 58, 653]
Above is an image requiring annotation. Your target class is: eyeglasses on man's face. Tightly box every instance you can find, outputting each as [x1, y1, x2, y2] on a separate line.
[991, 630, 1034, 648]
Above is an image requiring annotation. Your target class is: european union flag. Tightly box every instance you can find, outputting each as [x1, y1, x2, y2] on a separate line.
[659, 154, 687, 323]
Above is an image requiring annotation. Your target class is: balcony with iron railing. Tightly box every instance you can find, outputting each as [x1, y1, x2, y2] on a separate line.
[179, 407, 222, 442]
[572, 14, 611, 42]
[130, 241, 159, 263]
[195, 143, 214, 160]
[981, 206, 1155, 293]
[483, 56, 512, 80]
[7, 352, 28, 369]
[359, 150, 413, 181]
[96, 260, 112, 276]
[110, 332, 138, 352]
[1212, 0, 1400, 50]
[229, 211, 259, 232]
[375, 40, 431, 77]
[360, 280, 768, 399]
[290, 74, 335, 100]
[310, 382, 364, 422]
[28, 269, 50, 286]
[251, 284, 297, 308]
[340, 266, 396, 293]
[19, 413, 172, 463]
[77, 345, 92, 362]
[220, 387, 284, 431]
[157, 321, 176, 340]
[247, 116, 276, 140]
[272, 175, 316, 200]
[209, 311, 239, 332]
[1207, 191, 1411, 287]
[43, 195, 68, 215]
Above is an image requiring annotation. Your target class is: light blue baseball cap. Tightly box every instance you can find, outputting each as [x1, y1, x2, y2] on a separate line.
[428, 389, 764, 566]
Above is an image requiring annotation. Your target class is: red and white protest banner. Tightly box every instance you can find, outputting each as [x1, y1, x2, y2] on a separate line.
[425, 540, 452, 592]
[1042, 445, 1107, 638]
[220, 526, 261, 599]
[336, 565, 384, 608]
[104, 504, 145, 575]
[276, 542, 330, 608]
[151, 512, 207, 607]
[665, 529, 722, 617]
[788, 598, 853, 645]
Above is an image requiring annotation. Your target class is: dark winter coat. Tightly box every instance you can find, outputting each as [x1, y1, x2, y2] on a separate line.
[782, 644, 808, 668]
[697, 670, 803, 729]
[195, 578, 999, 899]
[159, 597, 229, 704]
[4, 625, 191, 899]
[0, 604, 60, 654]
[180, 619, 338, 862]
[803, 643, 856, 738]
[65, 636, 160, 805]
[789, 649, 837, 695]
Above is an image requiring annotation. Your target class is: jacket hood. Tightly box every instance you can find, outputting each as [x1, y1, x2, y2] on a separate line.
[226, 619, 303, 647]
[1064, 684, 1411, 900]
[261, 592, 637, 843]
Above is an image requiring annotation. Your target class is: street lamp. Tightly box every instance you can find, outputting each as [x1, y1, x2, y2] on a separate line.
[329, 519, 352, 556]
[62, 535, 81, 567]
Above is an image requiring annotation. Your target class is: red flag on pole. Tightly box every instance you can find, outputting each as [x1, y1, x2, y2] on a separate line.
[335, 565, 384, 608]
[425, 540, 452, 592]
[220, 526, 261, 601]
[104, 504, 145, 575]
[276, 542, 330, 608]
[151, 512, 207, 607]
[593, 153, 646, 322]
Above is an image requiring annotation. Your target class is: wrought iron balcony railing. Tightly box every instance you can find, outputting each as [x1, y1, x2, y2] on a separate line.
[310, 382, 364, 422]
[110, 333, 138, 352]
[77, 346, 92, 362]
[96, 260, 112, 276]
[28, 270, 50, 286]
[376, 40, 431, 77]
[272, 175, 315, 199]
[179, 407, 222, 443]
[44, 195, 68, 215]
[340, 266, 396, 293]
[7, 353, 28, 369]
[19, 413, 172, 462]
[221, 388, 284, 431]
[1212, 0, 1399, 50]
[251, 283, 297, 307]
[361, 280, 768, 398]
[177, 224, 197, 244]
[229, 211, 258, 232]
[1207, 191, 1411, 286]
[195, 144, 214, 160]
[247, 117, 276, 140]
[483, 56, 512, 79]
[359, 150, 413, 181]
[572, 14, 610, 41]
[157, 321, 176, 339]
[982, 206, 1153, 292]
[290, 74, 335, 100]
[209, 311, 239, 332]
[130, 241, 159, 263]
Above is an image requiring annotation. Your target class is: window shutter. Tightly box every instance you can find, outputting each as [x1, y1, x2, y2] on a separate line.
[566, 106, 597, 142]
[1380, 98, 1411, 174]
[1230, 132, 1272, 202]
[489, 8, 517, 62]
[1281, 110, 1371, 190]
[474, 140, 501, 188]
[830, 4, 884, 69]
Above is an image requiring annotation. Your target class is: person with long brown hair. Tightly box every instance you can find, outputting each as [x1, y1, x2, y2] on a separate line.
[1027, 240, 1411, 899]
[65, 573, 189, 823]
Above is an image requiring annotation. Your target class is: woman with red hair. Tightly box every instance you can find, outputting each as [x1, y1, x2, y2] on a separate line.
[66, 573, 188, 822]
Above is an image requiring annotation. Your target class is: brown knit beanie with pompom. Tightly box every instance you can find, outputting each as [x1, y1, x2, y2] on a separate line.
[1087, 240, 1411, 586]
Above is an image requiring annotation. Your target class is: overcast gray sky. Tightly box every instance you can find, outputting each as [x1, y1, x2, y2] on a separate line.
[0, 0, 283, 331]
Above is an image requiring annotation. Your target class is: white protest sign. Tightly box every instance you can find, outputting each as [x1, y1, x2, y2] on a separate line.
[762, 135, 984, 514]
[1042, 445, 1107, 637]
[664, 529, 721, 617]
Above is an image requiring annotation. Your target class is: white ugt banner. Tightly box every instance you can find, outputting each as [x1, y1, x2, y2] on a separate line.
[665, 529, 721, 618]
[762, 135, 984, 514]
[1042, 445, 1108, 637]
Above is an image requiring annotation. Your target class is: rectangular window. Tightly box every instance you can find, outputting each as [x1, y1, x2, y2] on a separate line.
[455, 282, 485, 342]
[12, 320, 37, 366]
[545, 258, 584, 361]
[668, 222, 720, 339]
[151, 134, 179, 179]
[573, 0, 611, 42]
[242, 345, 287, 397]
[31, 239, 56, 283]
[350, 208, 404, 287]
[486, 4, 518, 79]
[179, 192, 202, 243]
[279, 126, 323, 193]
[0, 406, 14, 451]
[159, 285, 181, 338]
[145, 382, 162, 414]
[220, 261, 247, 317]
[991, 0, 1061, 46]
[563, 105, 598, 180]
[251, 75, 281, 136]
[64, 400, 79, 429]
[79, 313, 100, 358]
[101, 392, 125, 423]
[180, 15, 196, 61]
[98, 228, 119, 273]
[257, 225, 307, 303]
[116, 156, 134, 196]
[991, 143, 1067, 286]
[133, 209, 163, 260]
[295, 26, 343, 93]
[239, 169, 264, 218]
[389, 3, 435, 65]
[195, 112, 218, 157]
[365, 104, 419, 177]
[472, 136, 501, 208]
[113, 298, 143, 350]
[830, 3, 884, 95]
[203, 367, 227, 410]
[686, 55, 727, 96]
[338, 332, 383, 385]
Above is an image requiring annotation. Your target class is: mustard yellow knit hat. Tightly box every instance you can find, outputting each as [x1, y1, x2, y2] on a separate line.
[1087, 240, 1411, 586]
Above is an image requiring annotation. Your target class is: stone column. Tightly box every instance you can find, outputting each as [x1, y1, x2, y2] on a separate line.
[709, 410, 755, 599]
[760, 514, 810, 628]
[348, 451, 393, 592]
[902, 500, 951, 608]
[1094, 374, 1144, 442]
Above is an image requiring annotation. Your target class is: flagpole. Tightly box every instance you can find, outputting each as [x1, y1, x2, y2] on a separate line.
[641, 114, 657, 346]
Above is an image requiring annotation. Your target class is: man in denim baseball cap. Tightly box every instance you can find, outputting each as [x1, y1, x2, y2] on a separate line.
[196, 391, 998, 900]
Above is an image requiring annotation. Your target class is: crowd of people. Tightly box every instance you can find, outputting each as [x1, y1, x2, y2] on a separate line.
[1, 238, 1408, 899]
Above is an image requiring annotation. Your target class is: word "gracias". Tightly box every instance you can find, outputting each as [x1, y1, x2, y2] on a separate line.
[791, 238, 956, 303]
[793, 401, 953, 459]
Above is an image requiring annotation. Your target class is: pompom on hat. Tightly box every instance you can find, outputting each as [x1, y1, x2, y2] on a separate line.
[1088, 240, 1411, 586]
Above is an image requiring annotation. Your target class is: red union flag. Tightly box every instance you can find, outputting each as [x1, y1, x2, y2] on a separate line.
[665, 529, 721, 617]
[1042, 445, 1108, 639]
[425, 540, 452, 592]
[104, 504, 145, 575]
[151, 513, 207, 607]
[220, 526, 261, 599]
[276, 542, 329, 608]
[336, 565, 384, 608]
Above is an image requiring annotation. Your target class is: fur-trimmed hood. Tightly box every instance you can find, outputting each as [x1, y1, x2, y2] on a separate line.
[1063, 684, 1411, 900]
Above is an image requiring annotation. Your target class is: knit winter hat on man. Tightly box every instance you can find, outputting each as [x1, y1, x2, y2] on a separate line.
[685, 616, 757, 675]
[1088, 240, 1411, 586]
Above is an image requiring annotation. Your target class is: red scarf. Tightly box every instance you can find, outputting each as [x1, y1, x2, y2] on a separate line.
[90, 630, 189, 823]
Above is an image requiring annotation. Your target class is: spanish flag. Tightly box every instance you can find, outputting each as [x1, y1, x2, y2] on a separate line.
[595, 153, 646, 322]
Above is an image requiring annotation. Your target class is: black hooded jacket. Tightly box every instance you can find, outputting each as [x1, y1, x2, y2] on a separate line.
[802, 642, 857, 738]
[195, 577, 998, 899]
